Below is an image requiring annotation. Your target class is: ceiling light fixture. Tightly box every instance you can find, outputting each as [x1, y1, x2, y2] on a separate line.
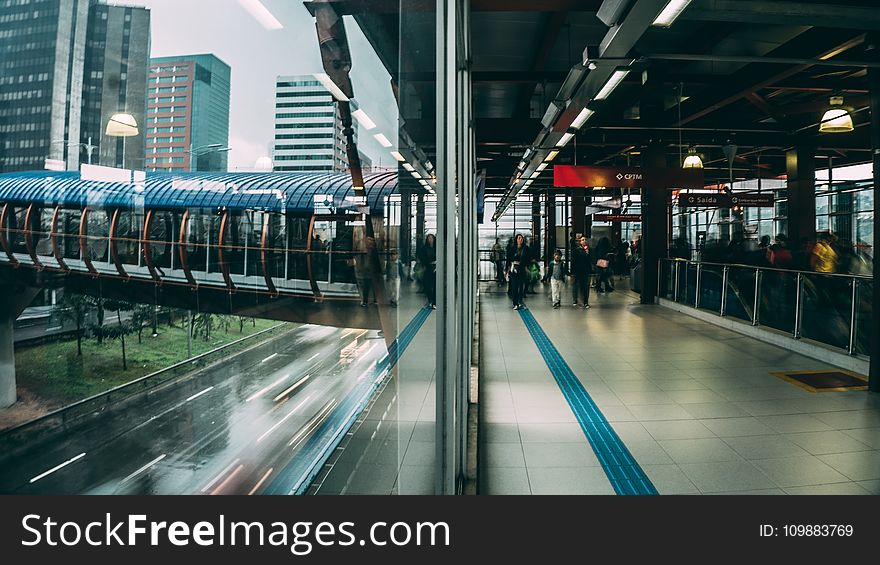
[373, 133, 392, 147]
[557, 132, 575, 147]
[594, 68, 629, 100]
[819, 96, 854, 133]
[545, 150, 560, 162]
[390, 151, 406, 162]
[682, 146, 703, 169]
[652, 0, 695, 27]
[351, 109, 376, 130]
[571, 107, 595, 129]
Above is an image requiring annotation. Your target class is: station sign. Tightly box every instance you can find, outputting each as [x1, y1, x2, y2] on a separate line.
[679, 193, 774, 207]
[600, 214, 642, 222]
[554, 165, 704, 190]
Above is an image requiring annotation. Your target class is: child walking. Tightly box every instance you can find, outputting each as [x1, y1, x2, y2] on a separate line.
[549, 250, 567, 308]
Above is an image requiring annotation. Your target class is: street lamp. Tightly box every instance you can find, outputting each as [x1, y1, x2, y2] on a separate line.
[105, 113, 139, 169]
[52, 137, 98, 166]
[186, 143, 231, 172]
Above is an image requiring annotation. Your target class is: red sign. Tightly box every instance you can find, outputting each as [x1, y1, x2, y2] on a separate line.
[554, 165, 704, 190]
[601, 214, 642, 222]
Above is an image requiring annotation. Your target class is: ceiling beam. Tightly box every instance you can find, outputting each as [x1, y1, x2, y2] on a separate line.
[512, 9, 571, 117]
[681, 0, 880, 31]
[676, 34, 866, 126]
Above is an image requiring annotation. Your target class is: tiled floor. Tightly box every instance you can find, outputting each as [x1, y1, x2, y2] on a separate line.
[479, 279, 880, 495]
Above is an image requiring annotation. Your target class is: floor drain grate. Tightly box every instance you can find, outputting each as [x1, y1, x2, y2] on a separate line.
[771, 370, 868, 392]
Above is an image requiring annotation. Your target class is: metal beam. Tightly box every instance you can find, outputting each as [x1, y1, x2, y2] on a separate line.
[682, 0, 880, 31]
[677, 35, 866, 126]
[305, 0, 601, 15]
[513, 9, 571, 117]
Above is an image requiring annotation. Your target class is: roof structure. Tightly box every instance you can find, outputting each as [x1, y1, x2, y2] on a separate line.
[0, 171, 400, 214]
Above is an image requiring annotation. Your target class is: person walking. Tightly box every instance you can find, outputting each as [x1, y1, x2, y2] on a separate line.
[595, 236, 614, 293]
[572, 236, 593, 309]
[418, 234, 437, 308]
[490, 238, 506, 285]
[508, 233, 531, 310]
[548, 249, 567, 308]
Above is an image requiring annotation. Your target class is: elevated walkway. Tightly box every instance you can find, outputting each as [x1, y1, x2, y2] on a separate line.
[479, 281, 880, 495]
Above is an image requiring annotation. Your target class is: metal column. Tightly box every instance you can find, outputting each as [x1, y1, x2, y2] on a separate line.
[436, 0, 458, 495]
[869, 34, 880, 392]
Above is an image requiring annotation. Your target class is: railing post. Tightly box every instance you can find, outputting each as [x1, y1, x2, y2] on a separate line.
[848, 279, 859, 355]
[752, 268, 761, 326]
[673, 261, 680, 302]
[720, 266, 729, 316]
[793, 272, 803, 339]
[694, 262, 702, 309]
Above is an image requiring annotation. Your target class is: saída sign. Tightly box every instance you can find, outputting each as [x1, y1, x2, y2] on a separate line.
[553, 165, 704, 190]
[679, 193, 774, 207]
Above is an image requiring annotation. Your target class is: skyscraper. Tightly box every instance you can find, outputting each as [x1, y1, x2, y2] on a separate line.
[273, 75, 355, 172]
[145, 54, 231, 173]
[81, 2, 151, 170]
[0, 0, 150, 173]
[0, 0, 91, 173]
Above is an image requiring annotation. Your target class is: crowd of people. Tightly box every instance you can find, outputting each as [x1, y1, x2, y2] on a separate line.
[490, 232, 641, 311]
[691, 231, 872, 275]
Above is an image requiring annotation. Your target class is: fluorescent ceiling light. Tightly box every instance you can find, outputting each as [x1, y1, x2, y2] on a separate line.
[545, 150, 560, 162]
[410, 171, 422, 179]
[571, 107, 594, 129]
[390, 151, 406, 162]
[313, 73, 348, 101]
[652, 0, 694, 27]
[530, 171, 541, 179]
[238, 0, 283, 30]
[373, 133, 392, 147]
[557, 132, 574, 147]
[522, 148, 532, 160]
[517, 161, 526, 171]
[594, 69, 629, 100]
[536, 162, 548, 172]
[352, 109, 377, 130]
[419, 179, 429, 186]
[402, 162, 415, 172]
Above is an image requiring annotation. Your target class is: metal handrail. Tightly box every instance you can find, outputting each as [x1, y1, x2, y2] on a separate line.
[664, 257, 872, 282]
[660, 257, 871, 357]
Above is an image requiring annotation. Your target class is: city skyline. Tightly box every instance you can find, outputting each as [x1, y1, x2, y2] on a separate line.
[113, 0, 394, 171]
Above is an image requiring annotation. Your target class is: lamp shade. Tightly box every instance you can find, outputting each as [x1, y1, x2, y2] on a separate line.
[818, 96, 853, 133]
[682, 147, 703, 169]
[105, 113, 139, 137]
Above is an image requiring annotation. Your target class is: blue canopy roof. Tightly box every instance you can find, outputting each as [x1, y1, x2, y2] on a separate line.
[0, 171, 403, 214]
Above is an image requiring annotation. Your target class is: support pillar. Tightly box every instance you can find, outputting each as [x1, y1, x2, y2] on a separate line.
[0, 285, 40, 408]
[641, 142, 667, 304]
[571, 193, 586, 237]
[868, 34, 880, 392]
[545, 192, 557, 259]
[531, 194, 541, 248]
[416, 193, 425, 253]
[786, 145, 816, 248]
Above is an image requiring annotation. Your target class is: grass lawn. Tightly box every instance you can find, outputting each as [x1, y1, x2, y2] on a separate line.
[14, 318, 285, 408]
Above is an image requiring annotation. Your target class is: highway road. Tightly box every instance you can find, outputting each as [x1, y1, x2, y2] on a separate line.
[0, 323, 388, 495]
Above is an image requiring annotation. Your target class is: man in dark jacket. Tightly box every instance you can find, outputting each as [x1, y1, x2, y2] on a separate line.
[572, 236, 593, 308]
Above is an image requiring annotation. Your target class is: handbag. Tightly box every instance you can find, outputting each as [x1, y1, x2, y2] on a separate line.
[597, 258, 609, 269]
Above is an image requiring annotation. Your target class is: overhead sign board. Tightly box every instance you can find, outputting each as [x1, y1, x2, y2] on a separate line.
[554, 165, 704, 190]
[600, 214, 642, 222]
[679, 193, 775, 208]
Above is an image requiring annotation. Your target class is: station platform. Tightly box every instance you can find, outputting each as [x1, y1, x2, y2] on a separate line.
[479, 280, 880, 495]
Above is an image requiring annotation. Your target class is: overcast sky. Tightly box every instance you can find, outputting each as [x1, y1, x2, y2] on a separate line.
[114, 0, 395, 170]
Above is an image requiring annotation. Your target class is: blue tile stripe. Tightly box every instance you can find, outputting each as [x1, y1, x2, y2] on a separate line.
[518, 308, 658, 496]
[264, 306, 434, 495]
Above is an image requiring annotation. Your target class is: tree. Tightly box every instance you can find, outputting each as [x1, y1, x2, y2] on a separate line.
[58, 292, 93, 356]
[130, 304, 154, 344]
[94, 300, 134, 370]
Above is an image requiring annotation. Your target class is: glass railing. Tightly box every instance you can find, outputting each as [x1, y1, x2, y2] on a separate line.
[660, 258, 872, 356]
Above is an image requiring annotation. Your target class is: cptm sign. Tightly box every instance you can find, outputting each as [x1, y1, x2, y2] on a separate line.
[553, 165, 704, 190]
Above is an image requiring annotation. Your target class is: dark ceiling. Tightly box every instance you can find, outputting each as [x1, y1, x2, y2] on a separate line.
[305, 0, 880, 194]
